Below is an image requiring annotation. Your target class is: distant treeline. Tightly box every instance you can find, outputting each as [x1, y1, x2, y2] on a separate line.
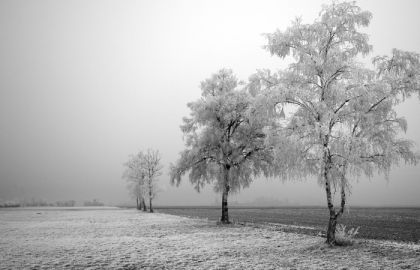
[83, 199, 104, 207]
[0, 199, 105, 208]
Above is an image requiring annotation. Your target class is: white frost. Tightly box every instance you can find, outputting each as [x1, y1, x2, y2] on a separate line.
[0, 209, 418, 269]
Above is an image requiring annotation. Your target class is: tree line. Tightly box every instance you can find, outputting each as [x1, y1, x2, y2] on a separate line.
[124, 1, 420, 246]
[0, 199, 102, 207]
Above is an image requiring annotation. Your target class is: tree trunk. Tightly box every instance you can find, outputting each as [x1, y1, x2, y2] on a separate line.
[221, 187, 229, 223]
[149, 196, 153, 213]
[325, 180, 348, 245]
[322, 143, 341, 245]
[337, 176, 346, 217]
[325, 178, 337, 245]
[220, 165, 230, 224]
[142, 197, 147, 212]
[136, 196, 140, 210]
[326, 212, 337, 245]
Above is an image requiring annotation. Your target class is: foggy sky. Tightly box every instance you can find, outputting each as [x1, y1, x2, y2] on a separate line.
[1, 0, 419, 206]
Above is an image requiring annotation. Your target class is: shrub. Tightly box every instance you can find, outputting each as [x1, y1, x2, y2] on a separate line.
[335, 224, 360, 246]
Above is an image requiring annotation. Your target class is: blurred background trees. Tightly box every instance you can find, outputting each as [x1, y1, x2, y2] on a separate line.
[123, 149, 162, 212]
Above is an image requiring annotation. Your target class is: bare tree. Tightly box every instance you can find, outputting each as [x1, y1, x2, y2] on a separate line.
[142, 149, 163, 213]
[123, 152, 147, 211]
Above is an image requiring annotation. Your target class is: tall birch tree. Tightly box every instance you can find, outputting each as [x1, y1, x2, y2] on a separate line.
[252, 1, 419, 244]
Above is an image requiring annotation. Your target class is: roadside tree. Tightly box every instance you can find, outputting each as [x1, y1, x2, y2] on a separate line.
[170, 69, 273, 223]
[251, 1, 419, 244]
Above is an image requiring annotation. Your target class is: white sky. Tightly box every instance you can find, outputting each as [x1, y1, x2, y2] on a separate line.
[0, 0, 419, 206]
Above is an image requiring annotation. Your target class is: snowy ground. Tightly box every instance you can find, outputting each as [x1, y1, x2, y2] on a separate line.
[0, 208, 419, 269]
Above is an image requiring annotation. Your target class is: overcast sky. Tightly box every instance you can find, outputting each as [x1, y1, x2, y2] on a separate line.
[1, 0, 419, 206]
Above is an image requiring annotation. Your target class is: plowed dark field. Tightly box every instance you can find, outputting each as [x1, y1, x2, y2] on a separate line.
[156, 207, 420, 243]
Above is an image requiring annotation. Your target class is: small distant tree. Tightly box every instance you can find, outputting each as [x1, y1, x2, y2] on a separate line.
[170, 69, 273, 224]
[142, 149, 163, 213]
[123, 152, 147, 211]
[252, 1, 419, 245]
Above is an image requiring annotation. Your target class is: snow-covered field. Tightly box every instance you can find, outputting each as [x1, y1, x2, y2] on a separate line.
[0, 208, 419, 269]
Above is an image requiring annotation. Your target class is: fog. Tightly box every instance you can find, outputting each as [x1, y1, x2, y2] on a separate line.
[1, 0, 419, 207]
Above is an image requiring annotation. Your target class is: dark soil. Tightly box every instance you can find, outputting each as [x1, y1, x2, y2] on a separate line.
[156, 206, 420, 243]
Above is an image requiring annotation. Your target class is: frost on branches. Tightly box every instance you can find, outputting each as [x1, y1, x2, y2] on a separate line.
[249, 1, 419, 245]
[123, 149, 163, 212]
[170, 69, 273, 223]
[123, 151, 147, 211]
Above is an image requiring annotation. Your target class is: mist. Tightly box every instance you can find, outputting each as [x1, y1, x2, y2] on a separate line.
[1, 0, 419, 207]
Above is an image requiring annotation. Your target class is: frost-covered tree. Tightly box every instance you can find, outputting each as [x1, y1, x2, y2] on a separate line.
[170, 69, 273, 223]
[251, 1, 419, 245]
[142, 149, 163, 213]
[323, 92, 418, 243]
[123, 152, 147, 211]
